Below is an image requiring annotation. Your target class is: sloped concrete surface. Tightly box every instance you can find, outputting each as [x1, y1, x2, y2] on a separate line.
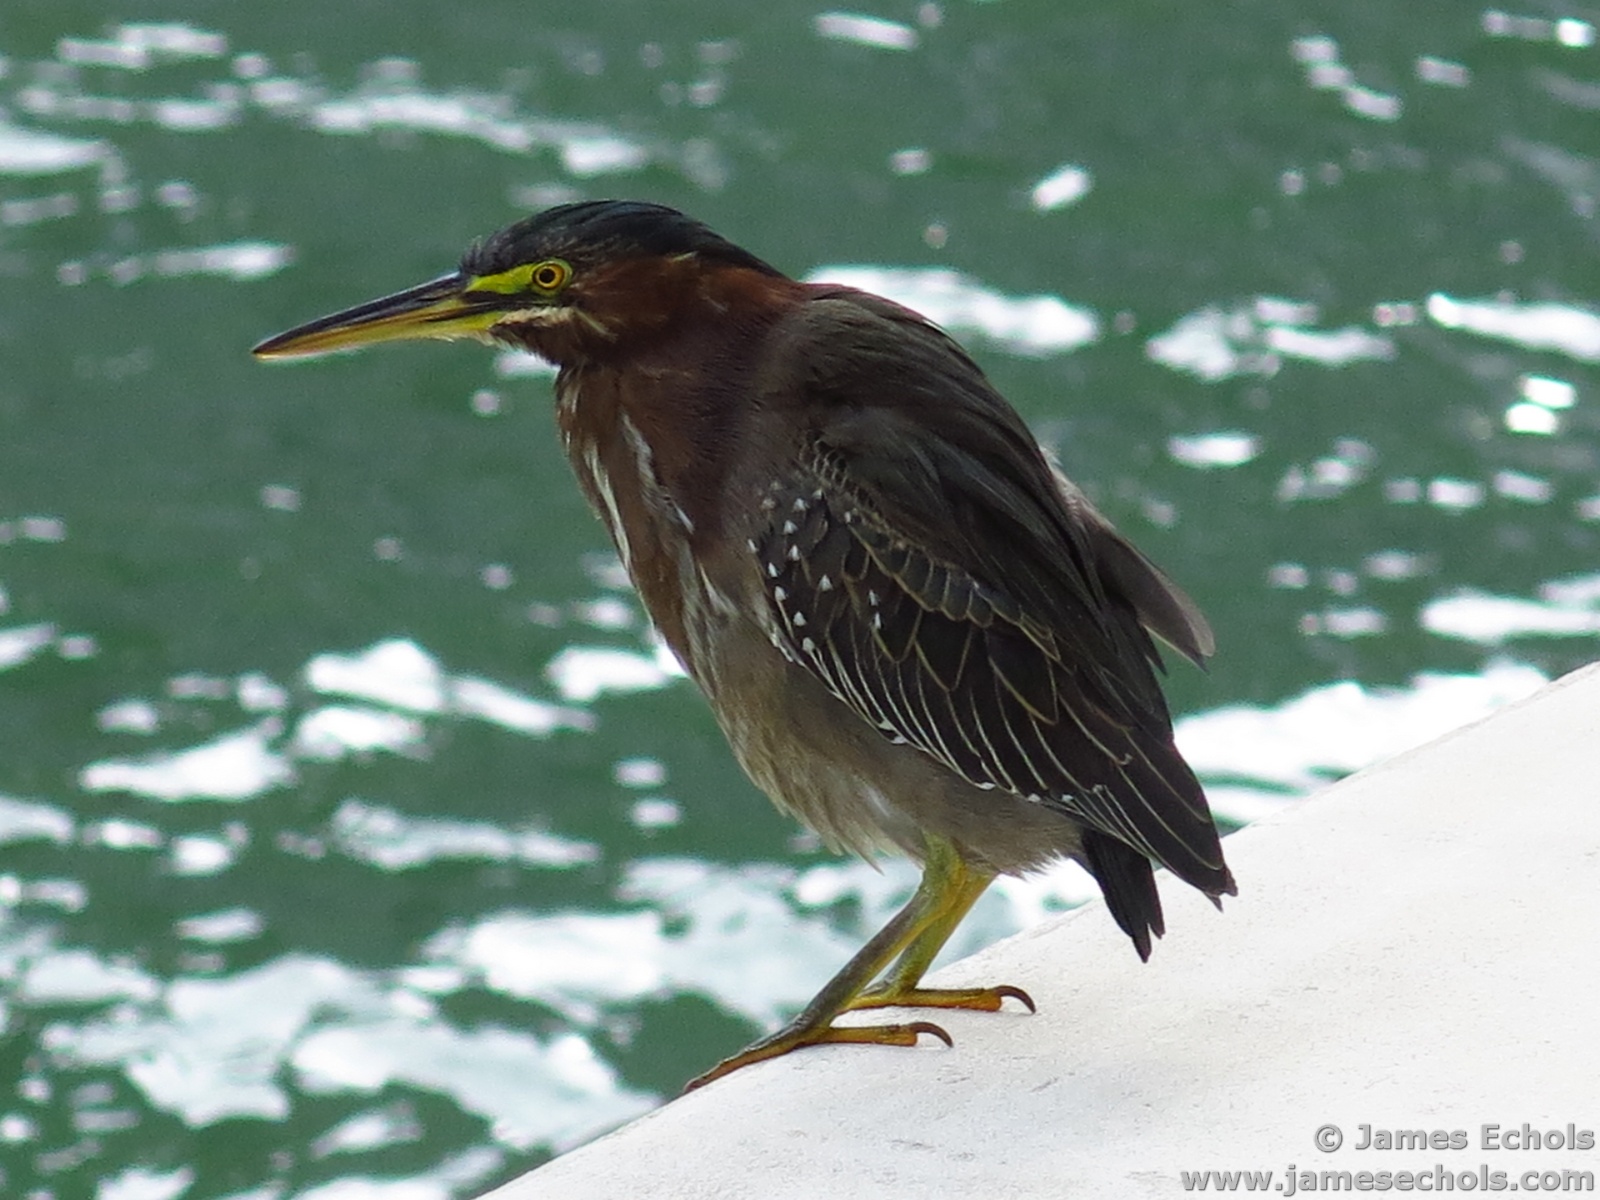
[485, 662, 1600, 1199]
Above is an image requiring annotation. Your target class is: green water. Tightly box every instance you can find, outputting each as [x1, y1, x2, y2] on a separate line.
[3, 2, 1598, 1196]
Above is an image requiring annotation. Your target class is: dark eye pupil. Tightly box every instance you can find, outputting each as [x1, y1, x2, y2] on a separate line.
[536, 266, 560, 287]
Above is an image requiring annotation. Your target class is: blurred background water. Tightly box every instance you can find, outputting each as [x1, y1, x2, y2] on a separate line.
[3, 2, 1599, 1197]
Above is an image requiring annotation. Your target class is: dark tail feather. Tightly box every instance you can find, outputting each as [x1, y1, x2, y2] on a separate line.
[1209, 865, 1239, 909]
[1082, 830, 1165, 961]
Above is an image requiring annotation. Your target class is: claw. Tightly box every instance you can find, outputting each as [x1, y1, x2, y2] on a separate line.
[908, 1020, 954, 1047]
[996, 984, 1037, 1013]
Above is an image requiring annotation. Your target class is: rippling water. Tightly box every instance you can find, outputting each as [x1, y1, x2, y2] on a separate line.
[4, 4, 1599, 1197]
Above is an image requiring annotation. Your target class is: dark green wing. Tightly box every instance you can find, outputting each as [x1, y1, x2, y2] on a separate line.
[753, 291, 1232, 897]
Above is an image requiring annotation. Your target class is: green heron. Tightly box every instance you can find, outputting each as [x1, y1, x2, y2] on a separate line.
[254, 199, 1235, 1088]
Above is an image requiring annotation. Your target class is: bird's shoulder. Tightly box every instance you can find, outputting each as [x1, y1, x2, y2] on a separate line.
[762, 284, 994, 403]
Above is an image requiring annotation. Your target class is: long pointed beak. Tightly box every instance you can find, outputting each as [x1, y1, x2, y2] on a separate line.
[252, 273, 507, 360]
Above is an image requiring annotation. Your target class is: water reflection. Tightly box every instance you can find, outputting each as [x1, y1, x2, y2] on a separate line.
[0, 121, 107, 174]
[6, 22, 687, 193]
[1175, 661, 1545, 795]
[1147, 298, 1395, 381]
[805, 266, 1100, 357]
[332, 800, 598, 871]
[1426, 293, 1600, 362]
[1030, 164, 1092, 212]
[1422, 574, 1600, 644]
[812, 13, 922, 53]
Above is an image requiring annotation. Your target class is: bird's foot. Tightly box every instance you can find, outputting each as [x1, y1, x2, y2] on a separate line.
[684, 1019, 952, 1091]
[844, 982, 1036, 1014]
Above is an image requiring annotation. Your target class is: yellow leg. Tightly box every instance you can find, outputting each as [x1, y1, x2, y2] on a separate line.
[686, 837, 1032, 1091]
[845, 840, 1035, 1016]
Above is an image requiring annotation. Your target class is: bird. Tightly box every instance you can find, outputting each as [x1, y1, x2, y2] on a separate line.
[253, 199, 1236, 1089]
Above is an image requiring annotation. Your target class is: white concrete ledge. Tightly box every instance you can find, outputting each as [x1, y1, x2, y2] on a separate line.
[487, 661, 1600, 1199]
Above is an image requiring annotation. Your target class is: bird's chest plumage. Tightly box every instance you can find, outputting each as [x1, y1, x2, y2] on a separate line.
[554, 367, 758, 691]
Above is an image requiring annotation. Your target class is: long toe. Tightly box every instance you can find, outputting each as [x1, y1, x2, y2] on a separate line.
[684, 1019, 953, 1091]
[844, 983, 1036, 1014]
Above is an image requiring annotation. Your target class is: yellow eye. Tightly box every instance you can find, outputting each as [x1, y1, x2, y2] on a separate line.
[465, 258, 573, 296]
[528, 260, 571, 292]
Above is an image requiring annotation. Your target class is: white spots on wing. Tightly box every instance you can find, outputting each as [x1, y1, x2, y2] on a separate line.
[782, 520, 798, 535]
[791, 613, 806, 627]
[773, 586, 787, 602]
[801, 637, 816, 653]
[818, 575, 834, 592]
